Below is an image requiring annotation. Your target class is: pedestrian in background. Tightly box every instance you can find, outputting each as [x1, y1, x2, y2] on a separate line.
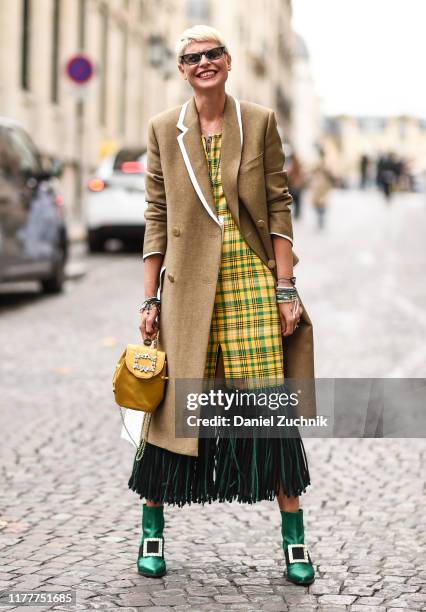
[310, 149, 335, 229]
[129, 25, 316, 586]
[377, 152, 398, 201]
[287, 150, 306, 219]
[359, 153, 370, 189]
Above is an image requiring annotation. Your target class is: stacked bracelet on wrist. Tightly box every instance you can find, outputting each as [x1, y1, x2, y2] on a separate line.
[277, 276, 296, 286]
[276, 286, 299, 304]
[139, 296, 161, 314]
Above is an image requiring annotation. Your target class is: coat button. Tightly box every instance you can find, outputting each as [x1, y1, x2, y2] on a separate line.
[267, 259, 276, 269]
[257, 219, 265, 228]
[172, 226, 180, 237]
[167, 273, 175, 282]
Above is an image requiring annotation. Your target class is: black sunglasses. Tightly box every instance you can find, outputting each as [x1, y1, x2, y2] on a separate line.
[180, 46, 227, 66]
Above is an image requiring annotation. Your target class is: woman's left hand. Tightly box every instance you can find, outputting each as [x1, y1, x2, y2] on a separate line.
[278, 300, 303, 337]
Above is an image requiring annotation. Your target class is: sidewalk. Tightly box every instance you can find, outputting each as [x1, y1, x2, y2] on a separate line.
[0, 189, 425, 611]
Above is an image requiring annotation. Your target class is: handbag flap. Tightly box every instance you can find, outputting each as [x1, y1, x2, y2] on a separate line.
[124, 343, 166, 379]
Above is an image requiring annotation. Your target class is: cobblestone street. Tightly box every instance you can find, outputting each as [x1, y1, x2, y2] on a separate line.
[1, 189, 425, 611]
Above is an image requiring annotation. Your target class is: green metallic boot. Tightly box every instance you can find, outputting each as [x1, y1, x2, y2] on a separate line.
[281, 508, 315, 585]
[137, 504, 166, 578]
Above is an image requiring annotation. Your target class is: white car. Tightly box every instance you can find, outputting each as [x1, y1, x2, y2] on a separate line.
[85, 148, 147, 252]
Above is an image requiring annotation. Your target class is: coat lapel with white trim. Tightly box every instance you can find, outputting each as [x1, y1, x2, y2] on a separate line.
[176, 92, 243, 227]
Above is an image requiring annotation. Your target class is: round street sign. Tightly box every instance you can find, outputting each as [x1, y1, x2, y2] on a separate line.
[66, 54, 94, 84]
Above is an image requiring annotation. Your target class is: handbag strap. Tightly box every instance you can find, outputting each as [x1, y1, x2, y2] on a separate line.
[136, 413, 152, 460]
[146, 329, 160, 348]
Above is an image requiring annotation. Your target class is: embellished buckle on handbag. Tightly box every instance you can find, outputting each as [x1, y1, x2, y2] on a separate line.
[142, 537, 163, 557]
[286, 544, 310, 564]
[133, 351, 157, 373]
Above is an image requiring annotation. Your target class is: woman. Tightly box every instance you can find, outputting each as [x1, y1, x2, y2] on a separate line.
[128, 25, 316, 586]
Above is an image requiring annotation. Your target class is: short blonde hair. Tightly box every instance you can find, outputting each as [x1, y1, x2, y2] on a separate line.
[175, 25, 229, 62]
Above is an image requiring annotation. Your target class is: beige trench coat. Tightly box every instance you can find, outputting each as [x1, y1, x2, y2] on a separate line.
[141, 92, 315, 457]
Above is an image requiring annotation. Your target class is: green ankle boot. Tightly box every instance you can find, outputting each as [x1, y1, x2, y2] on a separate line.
[281, 508, 315, 585]
[137, 504, 166, 578]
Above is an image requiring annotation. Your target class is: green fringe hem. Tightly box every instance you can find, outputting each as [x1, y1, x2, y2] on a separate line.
[128, 382, 311, 507]
[128, 434, 311, 507]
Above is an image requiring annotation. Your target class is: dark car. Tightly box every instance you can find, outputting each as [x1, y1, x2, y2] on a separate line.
[0, 117, 68, 293]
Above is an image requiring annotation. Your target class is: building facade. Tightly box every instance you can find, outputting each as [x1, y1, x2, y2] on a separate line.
[291, 34, 321, 167]
[0, 0, 184, 224]
[322, 114, 426, 185]
[0, 0, 300, 224]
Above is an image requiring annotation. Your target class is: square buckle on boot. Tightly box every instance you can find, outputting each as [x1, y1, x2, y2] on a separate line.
[142, 537, 163, 557]
[287, 544, 310, 564]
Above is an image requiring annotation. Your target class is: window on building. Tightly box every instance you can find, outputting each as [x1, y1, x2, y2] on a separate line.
[120, 27, 128, 135]
[21, 0, 31, 91]
[78, 0, 86, 49]
[51, 0, 60, 103]
[357, 117, 386, 132]
[138, 40, 144, 139]
[99, 8, 109, 126]
[324, 117, 341, 136]
[186, 0, 210, 20]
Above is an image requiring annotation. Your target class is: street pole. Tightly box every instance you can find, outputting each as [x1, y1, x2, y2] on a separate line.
[75, 96, 85, 222]
[65, 54, 95, 228]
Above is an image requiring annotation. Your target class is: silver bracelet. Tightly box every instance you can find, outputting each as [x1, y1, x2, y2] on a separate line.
[139, 297, 161, 313]
[276, 295, 299, 304]
[276, 287, 298, 295]
[276, 286, 299, 304]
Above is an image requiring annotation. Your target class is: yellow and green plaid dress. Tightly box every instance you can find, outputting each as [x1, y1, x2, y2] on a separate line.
[201, 133, 285, 386]
[128, 132, 311, 507]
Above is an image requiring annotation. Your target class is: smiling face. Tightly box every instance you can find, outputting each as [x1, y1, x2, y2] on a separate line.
[177, 40, 232, 93]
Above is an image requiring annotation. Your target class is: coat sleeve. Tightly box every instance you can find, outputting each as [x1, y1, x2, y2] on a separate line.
[142, 119, 167, 260]
[264, 110, 294, 245]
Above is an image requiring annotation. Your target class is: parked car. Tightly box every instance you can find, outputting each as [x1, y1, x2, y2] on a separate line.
[85, 148, 147, 252]
[0, 117, 68, 293]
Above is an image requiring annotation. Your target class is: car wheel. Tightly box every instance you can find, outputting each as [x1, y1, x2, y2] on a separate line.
[41, 246, 66, 294]
[88, 230, 104, 253]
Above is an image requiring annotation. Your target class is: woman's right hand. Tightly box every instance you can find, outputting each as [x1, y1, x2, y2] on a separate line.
[139, 304, 160, 343]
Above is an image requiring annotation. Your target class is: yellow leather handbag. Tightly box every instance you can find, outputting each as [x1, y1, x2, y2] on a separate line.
[112, 334, 168, 413]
